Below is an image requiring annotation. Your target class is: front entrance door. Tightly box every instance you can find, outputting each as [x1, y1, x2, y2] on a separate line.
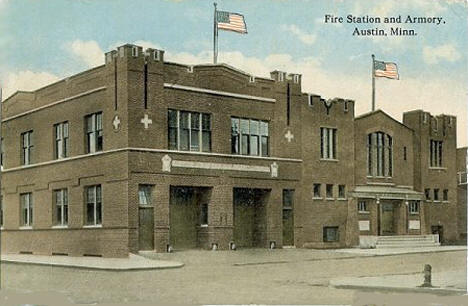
[139, 206, 154, 250]
[431, 225, 444, 244]
[381, 202, 394, 235]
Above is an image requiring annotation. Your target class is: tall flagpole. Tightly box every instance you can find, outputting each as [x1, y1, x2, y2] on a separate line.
[213, 3, 218, 64]
[372, 54, 375, 111]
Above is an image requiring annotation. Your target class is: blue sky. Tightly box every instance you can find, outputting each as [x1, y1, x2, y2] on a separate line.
[1, 0, 467, 145]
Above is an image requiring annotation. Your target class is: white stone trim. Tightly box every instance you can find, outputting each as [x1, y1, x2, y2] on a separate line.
[19, 226, 33, 230]
[83, 224, 103, 229]
[2, 147, 301, 173]
[359, 220, 370, 231]
[2, 87, 107, 122]
[172, 160, 271, 174]
[409, 220, 420, 230]
[163, 83, 276, 103]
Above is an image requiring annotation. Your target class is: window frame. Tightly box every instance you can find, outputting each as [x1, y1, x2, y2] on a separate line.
[367, 131, 393, 177]
[320, 127, 337, 160]
[326, 184, 334, 199]
[20, 192, 33, 227]
[54, 121, 69, 159]
[21, 130, 34, 165]
[231, 117, 269, 157]
[313, 183, 321, 199]
[429, 140, 443, 168]
[338, 185, 346, 199]
[409, 201, 419, 214]
[53, 188, 69, 227]
[138, 185, 153, 206]
[323, 226, 339, 242]
[85, 112, 103, 154]
[443, 189, 448, 202]
[168, 109, 212, 153]
[358, 200, 368, 213]
[85, 185, 102, 226]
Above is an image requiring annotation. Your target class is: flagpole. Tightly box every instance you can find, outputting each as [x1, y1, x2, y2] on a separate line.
[372, 54, 375, 111]
[213, 2, 218, 64]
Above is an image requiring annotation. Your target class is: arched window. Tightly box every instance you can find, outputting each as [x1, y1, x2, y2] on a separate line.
[367, 132, 392, 177]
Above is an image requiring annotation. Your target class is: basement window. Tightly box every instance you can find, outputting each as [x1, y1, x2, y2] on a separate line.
[323, 226, 339, 242]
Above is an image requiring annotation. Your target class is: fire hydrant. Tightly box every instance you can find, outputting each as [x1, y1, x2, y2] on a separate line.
[421, 264, 432, 287]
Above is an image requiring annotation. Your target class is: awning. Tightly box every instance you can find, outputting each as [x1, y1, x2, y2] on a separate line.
[351, 185, 424, 201]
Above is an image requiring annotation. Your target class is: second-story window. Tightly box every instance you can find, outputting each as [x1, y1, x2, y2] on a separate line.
[21, 131, 33, 165]
[231, 117, 269, 156]
[430, 140, 443, 167]
[168, 110, 211, 152]
[320, 127, 337, 159]
[86, 113, 103, 153]
[367, 132, 392, 177]
[54, 122, 69, 159]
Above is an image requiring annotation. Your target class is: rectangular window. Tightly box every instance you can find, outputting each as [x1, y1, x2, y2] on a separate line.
[358, 201, 368, 213]
[320, 127, 337, 159]
[424, 188, 431, 200]
[443, 189, 448, 201]
[313, 184, 321, 198]
[168, 110, 211, 152]
[433, 188, 439, 201]
[430, 140, 443, 167]
[403, 146, 407, 161]
[326, 184, 333, 199]
[138, 185, 153, 206]
[85, 185, 102, 226]
[323, 226, 339, 242]
[338, 185, 346, 199]
[231, 117, 269, 156]
[409, 201, 419, 214]
[200, 203, 208, 226]
[86, 113, 103, 153]
[20, 193, 33, 226]
[54, 189, 68, 226]
[368, 132, 392, 177]
[54, 122, 69, 159]
[21, 131, 34, 165]
[283, 189, 294, 208]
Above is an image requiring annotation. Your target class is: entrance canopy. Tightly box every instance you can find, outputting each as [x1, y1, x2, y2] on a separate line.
[351, 185, 423, 201]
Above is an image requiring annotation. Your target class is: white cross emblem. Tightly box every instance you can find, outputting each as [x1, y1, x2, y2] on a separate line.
[141, 114, 153, 129]
[112, 115, 121, 131]
[285, 130, 294, 142]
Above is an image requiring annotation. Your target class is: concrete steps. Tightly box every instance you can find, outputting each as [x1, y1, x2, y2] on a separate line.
[375, 235, 440, 249]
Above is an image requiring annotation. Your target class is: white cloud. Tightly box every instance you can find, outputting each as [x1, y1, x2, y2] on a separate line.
[423, 44, 461, 64]
[64, 40, 104, 68]
[1, 70, 60, 99]
[281, 24, 317, 45]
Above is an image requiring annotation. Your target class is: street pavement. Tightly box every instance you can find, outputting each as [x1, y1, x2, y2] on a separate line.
[0, 247, 466, 305]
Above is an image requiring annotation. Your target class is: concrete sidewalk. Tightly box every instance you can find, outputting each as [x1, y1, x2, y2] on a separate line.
[1, 253, 184, 271]
[330, 269, 467, 295]
[332, 245, 467, 256]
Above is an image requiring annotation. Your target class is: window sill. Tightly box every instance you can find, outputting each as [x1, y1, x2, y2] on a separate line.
[429, 167, 447, 171]
[52, 225, 68, 229]
[433, 200, 441, 203]
[313, 197, 323, 200]
[83, 224, 102, 228]
[442, 201, 449, 203]
[337, 198, 347, 201]
[359, 211, 370, 214]
[409, 212, 420, 215]
[320, 158, 339, 162]
[199, 224, 208, 228]
[367, 176, 393, 179]
[19, 226, 33, 230]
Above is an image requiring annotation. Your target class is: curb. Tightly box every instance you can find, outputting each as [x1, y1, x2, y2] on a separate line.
[1, 258, 185, 271]
[332, 283, 466, 295]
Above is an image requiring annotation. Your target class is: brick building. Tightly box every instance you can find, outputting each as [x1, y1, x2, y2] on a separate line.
[0, 44, 465, 257]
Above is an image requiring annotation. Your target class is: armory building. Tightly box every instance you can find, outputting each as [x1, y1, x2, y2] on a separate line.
[0, 44, 466, 257]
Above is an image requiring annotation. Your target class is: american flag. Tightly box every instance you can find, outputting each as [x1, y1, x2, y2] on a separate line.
[216, 11, 247, 34]
[374, 60, 399, 79]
